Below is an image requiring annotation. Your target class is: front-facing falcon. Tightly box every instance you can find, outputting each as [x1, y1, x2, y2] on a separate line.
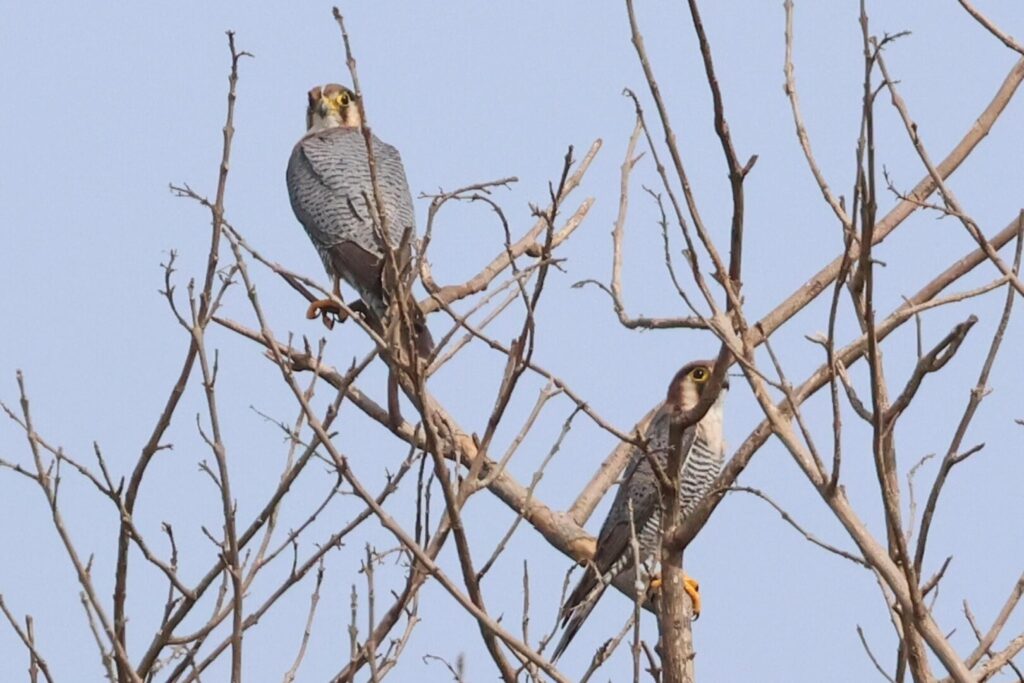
[286, 83, 432, 355]
[552, 360, 728, 661]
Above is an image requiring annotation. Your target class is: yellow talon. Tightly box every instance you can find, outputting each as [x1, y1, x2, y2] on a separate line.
[648, 574, 701, 619]
[684, 575, 701, 619]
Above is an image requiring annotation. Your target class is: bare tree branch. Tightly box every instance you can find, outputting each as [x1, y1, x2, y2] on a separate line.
[0, 597, 54, 683]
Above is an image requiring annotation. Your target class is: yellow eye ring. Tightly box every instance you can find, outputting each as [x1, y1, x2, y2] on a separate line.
[690, 367, 708, 382]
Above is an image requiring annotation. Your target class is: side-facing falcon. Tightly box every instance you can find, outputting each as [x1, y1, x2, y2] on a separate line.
[551, 359, 728, 661]
[286, 83, 432, 356]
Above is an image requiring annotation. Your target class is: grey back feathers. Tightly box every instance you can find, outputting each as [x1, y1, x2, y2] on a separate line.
[286, 126, 415, 317]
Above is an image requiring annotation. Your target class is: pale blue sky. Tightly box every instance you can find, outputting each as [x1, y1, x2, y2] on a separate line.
[2, 2, 1023, 681]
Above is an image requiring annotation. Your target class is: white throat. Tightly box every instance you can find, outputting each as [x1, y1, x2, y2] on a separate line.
[308, 112, 345, 134]
[697, 390, 727, 456]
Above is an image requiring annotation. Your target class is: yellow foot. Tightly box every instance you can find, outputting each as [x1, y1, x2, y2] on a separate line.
[305, 298, 347, 330]
[648, 574, 701, 619]
[684, 575, 701, 619]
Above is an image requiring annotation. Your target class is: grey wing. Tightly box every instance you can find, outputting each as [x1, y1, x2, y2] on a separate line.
[287, 134, 354, 261]
[552, 442, 661, 661]
[287, 128, 414, 257]
[560, 410, 695, 618]
[557, 451, 655, 624]
[592, 410, 697, 575]
[369, 135, 417, 252]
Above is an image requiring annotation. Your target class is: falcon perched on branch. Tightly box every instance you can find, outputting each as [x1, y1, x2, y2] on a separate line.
[286, 83, 432, 356]
[552, 360, 728, 661]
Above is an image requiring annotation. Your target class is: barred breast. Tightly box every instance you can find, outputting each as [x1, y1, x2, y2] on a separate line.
[609, 416, 724, 602]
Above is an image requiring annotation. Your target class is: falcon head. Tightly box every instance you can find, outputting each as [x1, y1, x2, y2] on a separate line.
[665, 359, 729, 411]
[305, 83, 362, 132]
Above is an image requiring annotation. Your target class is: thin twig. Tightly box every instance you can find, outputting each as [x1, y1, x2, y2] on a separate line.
[958, 0, 1024, 55]
[728, 487, 868, 567]
[282, 562, 326, 683]
[0, 596, 55, 683]
[857, 625, 896, 682]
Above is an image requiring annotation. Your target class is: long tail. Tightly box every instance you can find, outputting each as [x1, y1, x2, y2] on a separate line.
[387, 304, 433, 429]
[551, 581, 609, 662]
[411, 307, 433, 357]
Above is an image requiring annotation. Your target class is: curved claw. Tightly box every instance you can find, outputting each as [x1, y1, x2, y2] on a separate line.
[684, 575, 701, 619]
[306, 298, 347, 330]
[648, 574, 702, 619]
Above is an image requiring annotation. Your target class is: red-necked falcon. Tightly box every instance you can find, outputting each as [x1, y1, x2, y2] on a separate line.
[552, 360, 728, 661]
[286, 83, 432, 355]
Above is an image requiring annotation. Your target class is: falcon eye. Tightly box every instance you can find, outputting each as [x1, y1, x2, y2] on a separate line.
[690, 367, 708, 382]
[338, 92, 350, 105]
